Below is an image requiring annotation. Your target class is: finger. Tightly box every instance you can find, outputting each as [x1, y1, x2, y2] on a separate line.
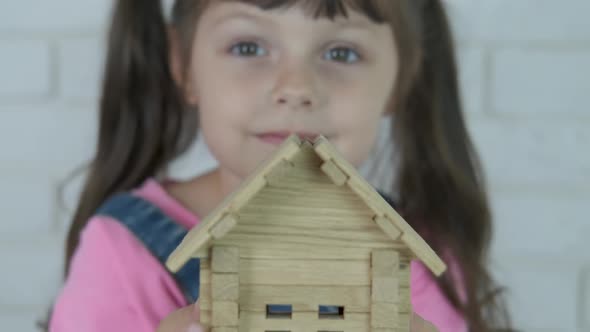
[156, 301, 202, 332]
[411, 312, 439, 332]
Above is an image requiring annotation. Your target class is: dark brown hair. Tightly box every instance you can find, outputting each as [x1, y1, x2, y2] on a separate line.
[56, 0, 512, 331]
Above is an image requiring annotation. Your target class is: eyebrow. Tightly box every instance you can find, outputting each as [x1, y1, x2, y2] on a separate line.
[211, 9, 375, 32]
[333, 18, 375, 31]
[211, 11, 274, 29]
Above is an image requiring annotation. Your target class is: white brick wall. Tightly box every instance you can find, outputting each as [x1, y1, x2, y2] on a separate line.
[0, 1, 588, 331]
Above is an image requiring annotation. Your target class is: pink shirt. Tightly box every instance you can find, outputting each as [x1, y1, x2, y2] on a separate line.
[50, 179, 467, 332]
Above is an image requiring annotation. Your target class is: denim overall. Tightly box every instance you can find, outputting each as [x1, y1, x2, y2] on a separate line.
[96, 191, 396, 313]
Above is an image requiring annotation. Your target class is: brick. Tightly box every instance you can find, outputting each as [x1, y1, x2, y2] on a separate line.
[492, 49, 590, 115]
[457, 46, 485, 114]
[490, 193, 590, 259]
[58, 38, 104, 102]
[0, 0, 112, 32]
[0, 108, 97, 174]
[469, 118, 590, 188]
[582, 266, 590, 329]
[0, 235, 64, 307]
[0, 41, 51, 99]
[0, 175, 57, 233]
[447, 0, 590, 42]
[494, 258, 578, 330]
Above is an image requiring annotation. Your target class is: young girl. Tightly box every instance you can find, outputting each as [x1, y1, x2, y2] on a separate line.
[48, 0, 512, 331]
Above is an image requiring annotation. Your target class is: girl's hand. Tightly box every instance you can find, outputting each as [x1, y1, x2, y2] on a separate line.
[157, 303, 437, 332]
[412, 311, 439, 332]
[156, 302, 203, 332]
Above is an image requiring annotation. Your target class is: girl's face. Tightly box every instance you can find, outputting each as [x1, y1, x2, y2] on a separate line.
[185, 2, 398, 184]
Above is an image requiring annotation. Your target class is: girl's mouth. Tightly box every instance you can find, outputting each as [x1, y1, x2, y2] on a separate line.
[256, 131, 320, 145]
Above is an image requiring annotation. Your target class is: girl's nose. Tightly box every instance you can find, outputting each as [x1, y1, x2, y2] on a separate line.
[271, 64, 317, 111]
[275, 93, 313, 109]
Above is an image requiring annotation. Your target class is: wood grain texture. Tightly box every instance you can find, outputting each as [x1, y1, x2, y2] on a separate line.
[211, 246, 239, 273]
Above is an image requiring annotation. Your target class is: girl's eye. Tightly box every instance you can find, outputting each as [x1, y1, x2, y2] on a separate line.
[323, 47, 361, 63]
[229, 41, 268, 57]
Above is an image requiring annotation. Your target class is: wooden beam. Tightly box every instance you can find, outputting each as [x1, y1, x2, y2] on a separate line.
[320, 159, 348, 185]
[212, 301, 239, 327]
[212, 273, 239, 301]
[211, 246, 239, 273]
[209, 213, 238, 239]
[373, 216, 402, 242]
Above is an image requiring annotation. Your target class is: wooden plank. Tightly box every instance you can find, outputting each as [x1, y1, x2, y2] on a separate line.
[263, 176, 348, 191]
[320, 159, 348, 185]
[200, 309, 210, 325]
[239, 310, 369, 330]
[372, 249, 403, 327]
[225, 311, 410, 332]
[211, 246, 239, 273]
[314, 137, 381, 208]
[211, 328, 238, 332]
[195, 242, 414, 263]
[212, 273, 239, 301]
[202, 255, 410, 287]
[238, 258, 370, 286]
[397, 309, 411, 331]
[266, 161, 334, 185]
[209, 213, 238, 239]
[166, 136, 300, 272]
[200, 266, 211, 284]
[245, 190, 371, 213]
[251, 184, 360, 202]
[263, 159, 294, 187]
[167, 230, 211, 272]
[230, 175, 267, 211]
[371, 303, 398, 328]
[374, 215, 402, 241]
[230, 224, 392, 244]
[212, 301, 238, 327]
[401, 232, 446, 276]
[240, 205, 375, 222]
[289, 142, 323, 167]
[315, 137, 440, 265]
[313, 136, 336, 162]
[371, 250, 400, 277]
[347, 175, 386, 214]
[239, 285, 371, 313]
[200, 285, 211, 310]
[168, 136, 302, 271]
[198, 284, 412, 314]
[231, 134, 301, 211]
[372, 277, 399, 303]
[217, 229, 398, 251]
[399, 285, 411, 313]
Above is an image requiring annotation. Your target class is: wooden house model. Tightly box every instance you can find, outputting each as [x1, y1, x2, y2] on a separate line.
[167, 135, 446, 332]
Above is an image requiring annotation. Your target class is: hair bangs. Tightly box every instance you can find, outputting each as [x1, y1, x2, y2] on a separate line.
[217, 0, 393, 23]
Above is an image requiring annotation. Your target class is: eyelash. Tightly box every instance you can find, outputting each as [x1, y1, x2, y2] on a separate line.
[227, 41, 363, 64]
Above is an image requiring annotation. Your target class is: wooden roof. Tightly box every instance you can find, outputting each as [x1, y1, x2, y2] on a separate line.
[166, 135, 446, 276]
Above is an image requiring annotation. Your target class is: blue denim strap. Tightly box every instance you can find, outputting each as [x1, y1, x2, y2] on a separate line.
[95, 193, 200, 303]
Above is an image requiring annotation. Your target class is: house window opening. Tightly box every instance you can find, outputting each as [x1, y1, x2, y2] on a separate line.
[266, 304, 293, 319]
[318, 305, 345, 319]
